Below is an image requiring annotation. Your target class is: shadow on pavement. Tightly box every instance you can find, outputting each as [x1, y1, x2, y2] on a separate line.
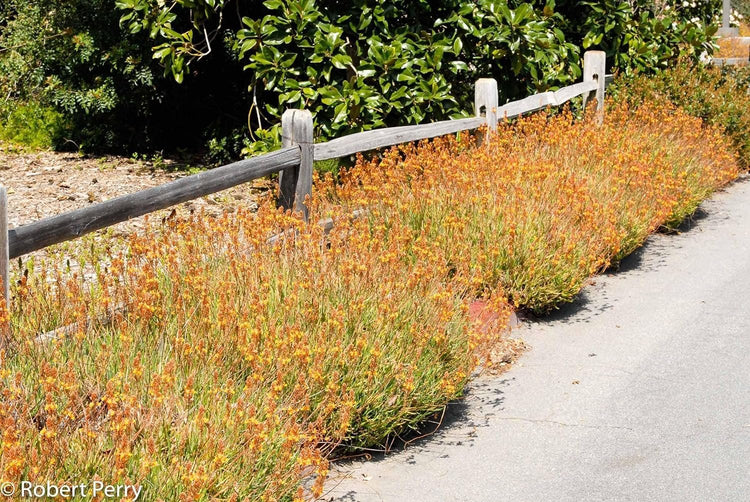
[331, 377, 513, 471]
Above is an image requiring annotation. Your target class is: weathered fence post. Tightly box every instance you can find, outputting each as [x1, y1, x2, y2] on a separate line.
[0, 186, 9, 305]
[719, 0, 739, 36]
[583, 50, 606, 125]
[474, 78, 498, 138]
[279, 109, 314, 221]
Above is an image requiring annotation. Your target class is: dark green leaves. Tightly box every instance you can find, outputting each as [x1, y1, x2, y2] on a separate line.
[111, 0, 720, 155]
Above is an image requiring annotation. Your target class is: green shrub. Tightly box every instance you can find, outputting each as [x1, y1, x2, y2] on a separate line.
[551, 0, 718, 75]
[119, 0, 718, 154]
[0, 1, 722, 156]
[733, 0, 750, 20]
[0, 0, 250, 155]
[0, 102, 67, 149]
[0, 0, 158, 151]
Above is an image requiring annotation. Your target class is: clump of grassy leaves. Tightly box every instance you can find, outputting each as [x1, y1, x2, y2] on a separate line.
[0, 97, 738, 500]
[320, 99, 738, 312]
[610, 60, 750, 169]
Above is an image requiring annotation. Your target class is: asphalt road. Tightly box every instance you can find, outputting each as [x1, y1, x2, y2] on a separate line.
[326, 177, 750, 502]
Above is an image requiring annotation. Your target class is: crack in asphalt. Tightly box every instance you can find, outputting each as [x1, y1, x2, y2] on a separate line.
[492, 416, 635, 431]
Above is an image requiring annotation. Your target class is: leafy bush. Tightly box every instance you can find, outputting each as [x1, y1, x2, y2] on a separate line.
[552, 0, 717, 75]
[0, 0, 251, 153]
[609, 60, 750, 168]
[733, 0, 750, 20]
[118, 0, 582, 153]
[118, 0, 718, 154]
[0, 1, 723, 156]
[0, 0, 157, 150]
[0, 102, 67, 149]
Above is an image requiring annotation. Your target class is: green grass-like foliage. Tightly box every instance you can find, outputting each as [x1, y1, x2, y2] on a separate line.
[610, 60, 750, 169]
[0, 97, 738, 501]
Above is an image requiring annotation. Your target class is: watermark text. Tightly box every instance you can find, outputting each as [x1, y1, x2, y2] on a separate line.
[0, 481, 142, 500]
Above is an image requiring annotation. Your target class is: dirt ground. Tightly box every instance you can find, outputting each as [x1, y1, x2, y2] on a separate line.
[0, 142, 273, 255]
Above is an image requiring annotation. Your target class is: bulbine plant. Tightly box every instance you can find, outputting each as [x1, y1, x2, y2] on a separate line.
[0, 97, 738, 500]
[1, 202, 505, 500]
[611, 61, 750, 169]
[320, 99, 737, 312]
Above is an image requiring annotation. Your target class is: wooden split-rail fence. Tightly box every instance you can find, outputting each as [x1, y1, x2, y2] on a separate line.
[0, 51, 609, 303]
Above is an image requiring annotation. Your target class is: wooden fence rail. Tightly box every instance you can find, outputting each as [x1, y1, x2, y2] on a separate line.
[0, 50, 608, 303]
[7, 147, 301, 259]
[313, 116, 487, 161]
